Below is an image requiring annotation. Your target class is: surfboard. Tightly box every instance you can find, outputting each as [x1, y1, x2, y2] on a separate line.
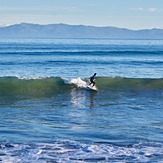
[86, 85, 98, 91]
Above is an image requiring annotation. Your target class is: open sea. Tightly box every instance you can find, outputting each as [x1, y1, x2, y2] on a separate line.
[0, 38, 163, 162]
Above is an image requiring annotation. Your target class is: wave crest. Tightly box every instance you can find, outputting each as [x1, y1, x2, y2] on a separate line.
[0, 76, 163, 97]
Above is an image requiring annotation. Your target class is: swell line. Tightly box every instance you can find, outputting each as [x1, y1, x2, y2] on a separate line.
[0, 76, 163, 98]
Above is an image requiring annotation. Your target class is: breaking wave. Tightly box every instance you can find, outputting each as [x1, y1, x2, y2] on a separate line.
[0, 140, 163, 162]
[0, 76, 163, 97]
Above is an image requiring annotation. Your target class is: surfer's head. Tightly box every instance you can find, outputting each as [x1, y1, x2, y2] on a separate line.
[94, 73, 97, 76]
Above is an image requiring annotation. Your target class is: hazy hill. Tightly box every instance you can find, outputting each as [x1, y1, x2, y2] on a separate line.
[0, 23, 163, 39]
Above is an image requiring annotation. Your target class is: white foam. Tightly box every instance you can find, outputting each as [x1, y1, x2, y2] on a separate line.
[63, 77, 87, 88]
[0, 140, 163, 162]
[0, 75, 51, 80]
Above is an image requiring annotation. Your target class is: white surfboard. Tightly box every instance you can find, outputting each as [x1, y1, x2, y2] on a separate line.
[86, 85, 98, 91]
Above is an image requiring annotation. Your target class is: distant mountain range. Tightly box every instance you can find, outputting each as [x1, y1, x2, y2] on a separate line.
[0, 23, 163, 39]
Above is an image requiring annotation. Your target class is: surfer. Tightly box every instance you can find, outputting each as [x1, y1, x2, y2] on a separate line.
[89, 73, 97, 87]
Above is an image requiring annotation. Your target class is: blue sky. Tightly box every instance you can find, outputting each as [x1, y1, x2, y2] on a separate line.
[0, 0, 163, 29]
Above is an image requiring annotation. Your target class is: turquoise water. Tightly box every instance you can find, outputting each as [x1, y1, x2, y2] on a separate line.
[0, 39, 163, 162]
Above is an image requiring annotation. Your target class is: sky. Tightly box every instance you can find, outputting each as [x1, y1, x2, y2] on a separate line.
[0, 0, 163, 29]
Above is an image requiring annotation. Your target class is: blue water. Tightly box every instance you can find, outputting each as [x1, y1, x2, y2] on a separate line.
[1, 38, 163, 78]
[0, 38, 163, 162]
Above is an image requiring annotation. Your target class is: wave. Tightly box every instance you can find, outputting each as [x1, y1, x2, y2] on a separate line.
[0, 76, 66, 97]
[0, 76, 163, 97]
[96, 77, 163, 90]
[0, 50, 163, 56]
[0, 140, 163, 162]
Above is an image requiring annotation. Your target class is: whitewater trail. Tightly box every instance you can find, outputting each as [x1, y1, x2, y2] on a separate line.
[63, 77, 88, 88]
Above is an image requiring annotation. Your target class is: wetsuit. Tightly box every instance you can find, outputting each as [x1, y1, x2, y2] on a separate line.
[90, 75, 96, 86]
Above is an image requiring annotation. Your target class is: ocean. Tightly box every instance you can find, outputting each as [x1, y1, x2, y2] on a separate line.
[0, 38, 163, 162]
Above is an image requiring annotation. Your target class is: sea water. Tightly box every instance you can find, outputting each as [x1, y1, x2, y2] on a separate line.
[0, 38, 163, 162]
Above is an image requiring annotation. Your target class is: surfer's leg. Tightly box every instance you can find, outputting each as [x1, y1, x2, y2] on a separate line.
[90, 79, 94, 86]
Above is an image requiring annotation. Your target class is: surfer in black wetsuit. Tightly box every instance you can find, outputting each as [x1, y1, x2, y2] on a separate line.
[89, 73, 97, 87]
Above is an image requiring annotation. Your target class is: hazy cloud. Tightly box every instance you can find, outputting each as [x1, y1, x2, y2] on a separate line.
[147, 8, 160, 12]
[131, 7, 162, 13]
[137, 8, 144, 11]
